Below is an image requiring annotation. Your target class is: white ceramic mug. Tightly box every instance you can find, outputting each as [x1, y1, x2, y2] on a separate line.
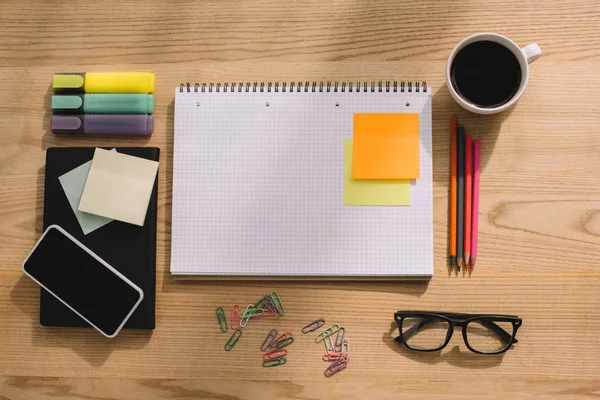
[446, 33, 542, 114]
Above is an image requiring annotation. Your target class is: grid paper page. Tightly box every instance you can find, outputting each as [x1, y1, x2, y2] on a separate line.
[171, 85, 433, 278]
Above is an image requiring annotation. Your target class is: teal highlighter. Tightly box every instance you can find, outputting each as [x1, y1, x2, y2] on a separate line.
[52, 94, 154, 114]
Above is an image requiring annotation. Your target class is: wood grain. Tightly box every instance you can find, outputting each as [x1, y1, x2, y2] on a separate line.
[1, 0, 600, 398]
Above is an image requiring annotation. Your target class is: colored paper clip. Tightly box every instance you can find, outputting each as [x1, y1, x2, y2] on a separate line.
[271, 330, 293, 348]
[216, 306, 228, 332]
[274, 336, 294, 349]
[324, 335, 335, 353]
[322, 352, 348, 361]
[263, 348, 288, 361]
[315, 324, 340, 343]
[254, 296, 279, 318]
[341, 338, 350, 354]
[261, 329, 278, 351]
[240, 304, 253, 327]
[224, 329, 242, 351]
[270, 291, 285, 315]
[231, 304, 241, 330]
[242, 306, 265, 318]
[302, 318, 325, 334]
[324, 356, 349, 377]
[334, 327, 346, 350]
[262, 296, 280, 317]
[263, 357, 287, 367]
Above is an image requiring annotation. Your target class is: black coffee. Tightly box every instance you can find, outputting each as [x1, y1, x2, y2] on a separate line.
[450, 41, 522, 108]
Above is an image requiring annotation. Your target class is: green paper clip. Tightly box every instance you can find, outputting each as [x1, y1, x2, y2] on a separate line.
[275, 336, 294, 349]
[224, 329, 242, 351]
[270, 291, 285, 315]
[316, 324, 341, 343]
[216, 306, 228, 332]
[242, 306, 265, 318]
[263, 356, 287, 367]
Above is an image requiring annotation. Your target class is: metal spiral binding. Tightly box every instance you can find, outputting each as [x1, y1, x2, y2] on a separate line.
[179, 81, 427, 93]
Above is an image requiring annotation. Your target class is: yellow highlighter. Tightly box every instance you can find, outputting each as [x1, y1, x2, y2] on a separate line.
[53, 72, 155, 94]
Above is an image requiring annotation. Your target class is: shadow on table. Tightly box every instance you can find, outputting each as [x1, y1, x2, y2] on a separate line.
[431, 84, 514, 187]
[10, 274, 152, 367]
[383, 322, 505, 369]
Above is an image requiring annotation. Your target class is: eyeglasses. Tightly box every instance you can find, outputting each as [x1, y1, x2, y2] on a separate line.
[394, 311, 522, 355]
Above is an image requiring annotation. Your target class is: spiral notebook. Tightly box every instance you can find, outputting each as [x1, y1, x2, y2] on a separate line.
[172, 81, 433, 279]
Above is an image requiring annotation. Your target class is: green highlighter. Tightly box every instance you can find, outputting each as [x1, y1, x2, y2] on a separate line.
[52, 94, 154, 114]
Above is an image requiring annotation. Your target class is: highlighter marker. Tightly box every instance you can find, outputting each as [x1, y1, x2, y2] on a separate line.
[52, 72, 155, 94]
[52, 94, 154, 114]
[51, 115, 154, 136]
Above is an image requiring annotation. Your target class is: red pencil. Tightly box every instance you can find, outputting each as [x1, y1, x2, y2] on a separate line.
[464, 134, 473, 271]
[471, 140, 481, 271]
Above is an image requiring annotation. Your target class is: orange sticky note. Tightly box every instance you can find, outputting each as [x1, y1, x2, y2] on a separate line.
[352, 113, 420, 179]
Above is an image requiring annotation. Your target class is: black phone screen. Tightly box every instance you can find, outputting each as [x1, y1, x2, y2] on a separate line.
[23, 226, 142, 337]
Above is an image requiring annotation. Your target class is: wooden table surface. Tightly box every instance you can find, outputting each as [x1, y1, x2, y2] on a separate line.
[2, 0, 600, 399]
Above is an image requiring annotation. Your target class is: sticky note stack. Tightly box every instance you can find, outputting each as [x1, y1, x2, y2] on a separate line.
[50, 72, 155, 136]
[60, 148, 159, 234]
[345, 113, 420, 205]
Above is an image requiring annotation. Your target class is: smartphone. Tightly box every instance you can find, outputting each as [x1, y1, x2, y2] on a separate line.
[22, 225, 144, 338]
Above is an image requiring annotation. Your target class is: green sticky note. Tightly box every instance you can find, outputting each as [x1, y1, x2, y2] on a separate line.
[59, 150, 116, 234]
[344, 140, 411, 206]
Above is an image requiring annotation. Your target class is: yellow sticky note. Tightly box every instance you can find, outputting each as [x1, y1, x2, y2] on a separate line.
[344, 140, 410, 206]
[352, 113, 420, 179]
[78, 148, 159, 226]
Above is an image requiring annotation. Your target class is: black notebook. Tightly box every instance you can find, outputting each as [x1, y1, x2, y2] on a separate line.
[41, 147, 159, 330]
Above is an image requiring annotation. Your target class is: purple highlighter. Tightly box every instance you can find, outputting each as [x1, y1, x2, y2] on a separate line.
[51, 114, 153, 136]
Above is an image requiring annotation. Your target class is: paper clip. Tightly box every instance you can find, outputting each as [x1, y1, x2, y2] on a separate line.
[263, 357, 287, 367]
[231, 304, 241, 330]
[216, 306, 228, 332]
[261, 329, 278, 351]
[242, 306, 265, 318]
[324, 356, 349, 377]
[302, 318, 325, 334]
[341, 338, 350, 354]
[262, 296, 280, 317]
[334, 327, 346, 350]
[271, 330, 293, 347]
[270, 291, 285, 315]
[322, 352, 348, 361]
[255, 308, 276, 318]
[274, 336, 294, 349]
[240, 304, 253, 327]
[315, 324, 340, 342]
[263, 348, 287, 361]
[324, 334, 335, 353]
[224, 329, 242, 351]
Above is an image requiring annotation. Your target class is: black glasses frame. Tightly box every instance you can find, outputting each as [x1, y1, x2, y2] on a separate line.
[394, 311, 522, 355]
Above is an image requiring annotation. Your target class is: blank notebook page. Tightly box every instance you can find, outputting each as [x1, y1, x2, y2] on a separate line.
[171, 83, 433, 278]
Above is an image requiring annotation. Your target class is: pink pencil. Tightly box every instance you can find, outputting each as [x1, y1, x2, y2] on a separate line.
[470, 140, 481, 271]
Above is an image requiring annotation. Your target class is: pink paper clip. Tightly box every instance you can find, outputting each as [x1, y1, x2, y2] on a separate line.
[324, 356, 349, 377]
[263, 348, 288, 361]
[231, 304, 241, 329]
[322, 352, 348, 361]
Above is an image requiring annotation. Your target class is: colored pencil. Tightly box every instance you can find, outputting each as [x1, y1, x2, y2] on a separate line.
[464, 134, 473, 271]
[471, 140, 481, 270]
[449, 118, 458, 269]
[456, 126, 465, 271]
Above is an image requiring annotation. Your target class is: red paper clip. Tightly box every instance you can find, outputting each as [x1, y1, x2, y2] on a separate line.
[263, 348, 288, 361]
[271, 330, 293, 347]
[231, 304, 241, 330]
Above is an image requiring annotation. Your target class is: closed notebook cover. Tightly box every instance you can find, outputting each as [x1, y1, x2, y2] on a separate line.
[41, 147, 159, 330]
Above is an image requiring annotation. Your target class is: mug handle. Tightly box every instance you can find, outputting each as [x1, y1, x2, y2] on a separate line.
[521, 43, 542, 64]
